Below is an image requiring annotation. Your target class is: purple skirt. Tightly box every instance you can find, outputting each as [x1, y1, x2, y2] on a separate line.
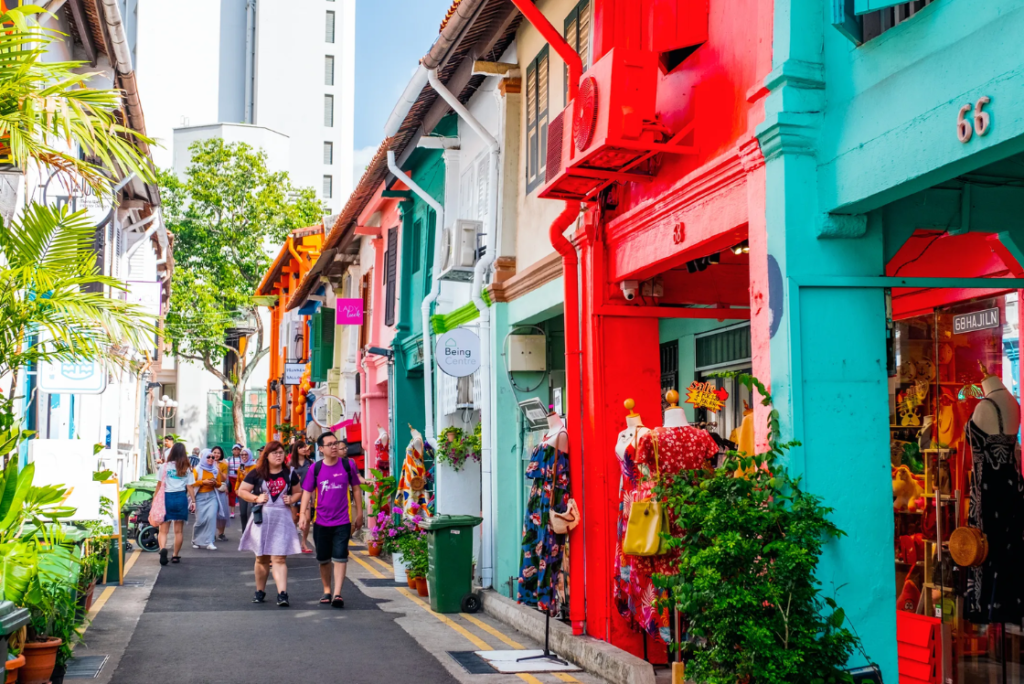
[238, 500, 302, 557]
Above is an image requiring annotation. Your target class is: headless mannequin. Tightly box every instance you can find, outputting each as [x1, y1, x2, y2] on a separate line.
[663, 390, 689, 428]
[409, 425, 424, 453]
[972, 366, 1021, 436]
[615, 399, 650, 460]
[543, 413, 569, 452]
[377, 425, 389, 448]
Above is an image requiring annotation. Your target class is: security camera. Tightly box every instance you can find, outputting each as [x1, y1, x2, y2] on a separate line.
[620, 280, 639, 301]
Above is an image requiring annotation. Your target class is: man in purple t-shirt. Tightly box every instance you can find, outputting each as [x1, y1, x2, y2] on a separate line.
[299, 431, 363, 609]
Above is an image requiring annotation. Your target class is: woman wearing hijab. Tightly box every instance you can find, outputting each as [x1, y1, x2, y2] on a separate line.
[235, 448, 256, 529]
[213, 446, 231, 542]
[157, 443, 196, 565]
[290, 441, 315, 553]
[237, 441, 302, 606]
[191, 448, 224, 550]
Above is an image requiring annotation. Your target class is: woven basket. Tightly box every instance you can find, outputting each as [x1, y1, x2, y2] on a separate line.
[949, 527, 988, 567]
[409, 476, 426, 491]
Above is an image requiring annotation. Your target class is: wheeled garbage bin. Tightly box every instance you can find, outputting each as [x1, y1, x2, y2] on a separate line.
[421, 514, 483, 613]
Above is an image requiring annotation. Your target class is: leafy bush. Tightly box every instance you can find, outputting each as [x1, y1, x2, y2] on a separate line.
[375, 513, 422, 556]
[435, 425, 481, 472]
[360, 468, 397, 526]
[654, 373, 867, 684]
[399, 532, 428, 579]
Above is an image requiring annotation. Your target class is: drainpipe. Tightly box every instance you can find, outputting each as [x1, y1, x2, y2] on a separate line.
[386, 151, 443, 450]
[508, 0, 585, 628]
[426, 67, 500, 590]
[244, 0, 256, 124]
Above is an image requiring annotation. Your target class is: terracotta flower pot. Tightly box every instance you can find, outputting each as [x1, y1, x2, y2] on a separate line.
[20, 638, 62, 684]
[5, 654, 24, 684]
[416, 576, 428, 597]
[368, 541, 382, 557]
[407, 575, 416, 589]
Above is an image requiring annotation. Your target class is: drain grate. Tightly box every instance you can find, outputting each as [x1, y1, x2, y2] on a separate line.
[448, 651, 496, 675]
[359, 578, 406, 587]
[65, 655, 108, 678]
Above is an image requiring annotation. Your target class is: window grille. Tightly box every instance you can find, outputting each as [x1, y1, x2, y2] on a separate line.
[325, 11, 335, 43]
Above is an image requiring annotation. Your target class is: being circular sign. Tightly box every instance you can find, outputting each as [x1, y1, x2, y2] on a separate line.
[436, 327, 481, 378]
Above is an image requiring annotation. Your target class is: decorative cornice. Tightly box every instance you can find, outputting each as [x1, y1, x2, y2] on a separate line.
[756, 112, 820, 162]
[763, 59, 825, 92]
[737, 136, 765, 172]
[492, 256, 517, 284]
[488, 251, 562, 303]
[819, 213, 867, 239]
[499, 77, 522, 96]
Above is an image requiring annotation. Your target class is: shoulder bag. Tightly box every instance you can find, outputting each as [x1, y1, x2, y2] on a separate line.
[148, 466, 167, 526]
[623, 432, 670, 557]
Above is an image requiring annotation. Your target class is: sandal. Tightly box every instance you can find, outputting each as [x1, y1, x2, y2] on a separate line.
[319, 593, 332, 605]
[331, 595, 345, 609]
[301, 548, 313, 554]
[171, 556, 180, 564]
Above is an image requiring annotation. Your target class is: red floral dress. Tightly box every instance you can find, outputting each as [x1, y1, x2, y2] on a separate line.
[613, 425, 718, 642]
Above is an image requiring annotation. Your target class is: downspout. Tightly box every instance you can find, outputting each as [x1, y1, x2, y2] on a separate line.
[386, 151, 443, 449]
[426, 68, 500, 589]
[508, 0, 586, 629]
[244, 0, 256, 124]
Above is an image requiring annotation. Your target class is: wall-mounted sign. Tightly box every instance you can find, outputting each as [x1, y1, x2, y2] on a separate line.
[39, 359, 106, 395]
[436, 327, 480, 378]
[336, 298, 364, 325]
[953, 307, 1000, 335]
[957, 96, 990, 143]
[684, 380, 728, 413]
[283, 363, 305, 386]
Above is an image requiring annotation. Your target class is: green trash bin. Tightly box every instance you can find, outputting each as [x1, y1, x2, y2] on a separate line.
[421, 515, 483, 613]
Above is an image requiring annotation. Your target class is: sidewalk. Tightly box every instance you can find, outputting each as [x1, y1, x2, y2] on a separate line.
[69, 524, 615, 684]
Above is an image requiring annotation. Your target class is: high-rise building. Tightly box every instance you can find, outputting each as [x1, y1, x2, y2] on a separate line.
[135, 0, 355, 211]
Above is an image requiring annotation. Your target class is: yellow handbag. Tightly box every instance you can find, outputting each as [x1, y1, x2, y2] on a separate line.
[623, 433, 669, 557]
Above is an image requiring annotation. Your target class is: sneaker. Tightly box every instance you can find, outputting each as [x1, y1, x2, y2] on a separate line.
[252, 590, 266, 604]
[206, 544, 218, 550]
[159, 549, 168, 566]
[216, 534, 228, 542]
[191, 543, 199, 549]
[276, 592, 289, 607]
[230, 513, 235, 518]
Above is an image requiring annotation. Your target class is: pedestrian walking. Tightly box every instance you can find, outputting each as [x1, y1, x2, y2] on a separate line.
[235, 447, 256, 529]
[158, 434, 174, 464]
[290, 441, 315, 553]
[156, 443, 196, 566]
[226, 443, 244, 519]
[214, 446, 231, 541]
[237, 441, 302, 606]
[300, 432, 363, 609]
[191, 449, 224, 550]
[189, 447, 200, 468]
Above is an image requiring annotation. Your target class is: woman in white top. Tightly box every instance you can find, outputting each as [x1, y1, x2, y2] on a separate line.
[157, 443, 197, 565]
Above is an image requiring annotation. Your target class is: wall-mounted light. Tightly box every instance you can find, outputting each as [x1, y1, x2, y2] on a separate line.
[731, 240, 750, 255]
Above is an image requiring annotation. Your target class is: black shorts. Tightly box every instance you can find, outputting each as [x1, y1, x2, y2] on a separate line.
[313, 523, 352, 565]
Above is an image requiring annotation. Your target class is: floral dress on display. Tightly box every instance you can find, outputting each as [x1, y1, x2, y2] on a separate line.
[396, 439, 431, 519]
[517, 432, 570, 615]
[613, 425, 717, 642]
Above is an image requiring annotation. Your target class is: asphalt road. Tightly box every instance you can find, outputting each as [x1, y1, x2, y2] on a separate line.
[107, 541, 459, 684]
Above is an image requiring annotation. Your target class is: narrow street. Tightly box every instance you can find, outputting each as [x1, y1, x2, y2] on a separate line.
[72, 527, 610, 684]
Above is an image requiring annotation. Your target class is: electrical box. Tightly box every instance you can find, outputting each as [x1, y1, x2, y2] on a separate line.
[509, 334, 546, 372]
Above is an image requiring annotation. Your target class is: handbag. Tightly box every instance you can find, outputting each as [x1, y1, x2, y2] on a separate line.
[551, 498, 580, 535]
[148, 466, 167, 526]
[623, 433, 669, 556]
[949, 526, 988, 567]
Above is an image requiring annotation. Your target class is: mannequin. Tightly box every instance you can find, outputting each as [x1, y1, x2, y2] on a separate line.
[615, 399, 650, 460]
[663, 390, 689, 428]
[543, 412, 570, 452]
[972, 363, 1020, 436]
[395, 426, 430, 519]
[377, 424, 389, 448]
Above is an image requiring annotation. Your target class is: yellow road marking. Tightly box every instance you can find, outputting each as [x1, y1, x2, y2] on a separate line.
[362, 551, 392, 572]
[517, 675, 545, 684]
[460, 612, 525, 649]
[397, 587, 493, 651]
[122, 549, 142, 577]
[75, 586, 116, 640]
[553, 675, 581, 682]
[349, 552, 386, 579]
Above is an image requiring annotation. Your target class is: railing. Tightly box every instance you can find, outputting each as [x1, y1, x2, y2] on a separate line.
[862, 0, 934, 42]
[207, 390, 267, 452]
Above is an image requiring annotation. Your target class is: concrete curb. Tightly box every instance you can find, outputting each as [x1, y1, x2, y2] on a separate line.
[480, 589, 656, 684]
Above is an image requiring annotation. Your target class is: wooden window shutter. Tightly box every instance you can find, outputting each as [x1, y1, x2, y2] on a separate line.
[384, 227, 398, 326]
[310, 312, 323, 381]
[311, 308, 336, 383]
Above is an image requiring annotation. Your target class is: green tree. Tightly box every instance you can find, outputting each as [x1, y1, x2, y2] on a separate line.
[161, 138, 323, 445]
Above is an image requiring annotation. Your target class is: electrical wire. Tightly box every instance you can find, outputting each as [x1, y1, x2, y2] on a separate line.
[501, 324, 549, 394]
[891, 231, 947, 276]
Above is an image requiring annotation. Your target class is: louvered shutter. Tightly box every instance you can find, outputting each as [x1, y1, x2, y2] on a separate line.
[311, 308, 335, 382]
[854, 0, 906, 13]
[324, 95, 334, 127]
[84, 222, 106, 293]
[476, 155, 489, 223]
[310, 311, 323, 380]
[325, 55, 335, 85]
[325, 11, 335, 42]
[384, 227, 398, 326]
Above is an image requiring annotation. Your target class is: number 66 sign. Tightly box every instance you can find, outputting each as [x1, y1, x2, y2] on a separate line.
[957, 96, 990, 143]
[336, 298, 364, 325]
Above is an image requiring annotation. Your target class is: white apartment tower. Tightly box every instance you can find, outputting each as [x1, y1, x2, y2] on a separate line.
[135, 0, 356, 210]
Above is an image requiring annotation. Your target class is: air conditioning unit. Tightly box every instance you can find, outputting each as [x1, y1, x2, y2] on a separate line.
[438, 219, 482, 282]
[541, 47, 692, 202]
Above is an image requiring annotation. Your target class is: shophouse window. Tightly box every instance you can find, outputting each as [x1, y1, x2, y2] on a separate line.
[325, 11, 335, 43]
[384, 226, 398, 326]
[325, 55, 335, 85]
[861, 0, 934, 41]
[324, 95, 334, 127]
[660, 340, 679, 408]
[323, 141, 333, 165]
[322, 175, 333, 199]
[525, 46, 550, 194]
[412, 218, 423, 272]
[563, 0, 592, 104]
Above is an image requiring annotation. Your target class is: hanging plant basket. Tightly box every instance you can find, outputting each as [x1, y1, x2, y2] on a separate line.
[435, 425, 481, 472]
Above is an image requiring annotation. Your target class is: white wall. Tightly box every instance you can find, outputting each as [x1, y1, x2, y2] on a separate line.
[173, 123, 290, 178]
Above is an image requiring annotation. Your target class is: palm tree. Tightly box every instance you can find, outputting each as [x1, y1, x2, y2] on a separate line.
[0, 203, 156, 403]
[0, 6, 156, 194]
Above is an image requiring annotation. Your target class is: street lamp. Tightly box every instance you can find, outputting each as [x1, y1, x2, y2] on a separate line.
[156, 395, 178, 442]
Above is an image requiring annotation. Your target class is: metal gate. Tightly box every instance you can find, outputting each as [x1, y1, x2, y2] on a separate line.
[207, 390, 267, 453]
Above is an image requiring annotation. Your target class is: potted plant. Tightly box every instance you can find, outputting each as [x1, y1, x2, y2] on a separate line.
[434, 425, 481, 472]
[377, 513, 422, 583]
[4, 625, 26, 684]
[654, 373, 871, 684]
[408, 537, 430, 597]
[23, 581, 77, 684]
[360, 469, 397, 556]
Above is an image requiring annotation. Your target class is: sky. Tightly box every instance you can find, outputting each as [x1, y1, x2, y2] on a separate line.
[352, 0, 454, 185]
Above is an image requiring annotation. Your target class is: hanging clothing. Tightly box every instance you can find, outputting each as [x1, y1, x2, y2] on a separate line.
[963, 397, 1024, 624]
[396, 439, 431, 519]
[375, 436, 390, 473]
[614, 426, 718, 642]
[517, 431, 570, 615]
